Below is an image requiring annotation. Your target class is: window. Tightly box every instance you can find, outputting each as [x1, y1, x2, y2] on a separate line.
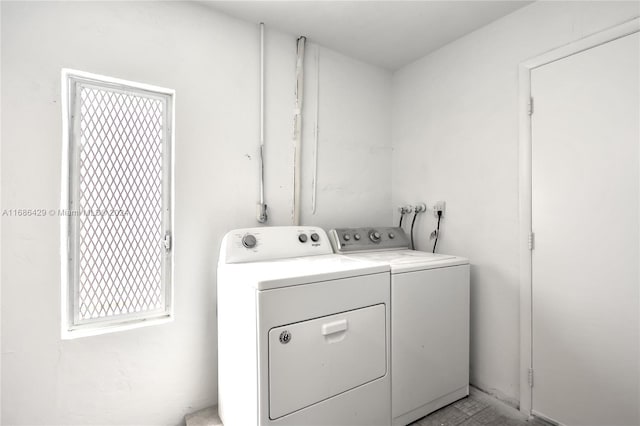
[61, 69, 174, 338]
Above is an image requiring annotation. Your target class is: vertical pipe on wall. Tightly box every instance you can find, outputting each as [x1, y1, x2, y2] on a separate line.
[257, 22, 268, 223]
[292, 36, 306, 225]
[311, 46, 320, 215]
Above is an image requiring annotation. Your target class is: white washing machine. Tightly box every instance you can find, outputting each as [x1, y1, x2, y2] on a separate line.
[217, 226, 391, 426]
[329, 227, 470, 426]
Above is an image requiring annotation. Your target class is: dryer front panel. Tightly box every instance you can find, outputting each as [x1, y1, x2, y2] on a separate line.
[268, 304, 386, 420]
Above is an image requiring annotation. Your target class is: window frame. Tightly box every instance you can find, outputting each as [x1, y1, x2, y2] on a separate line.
[60, 69, 175, 339]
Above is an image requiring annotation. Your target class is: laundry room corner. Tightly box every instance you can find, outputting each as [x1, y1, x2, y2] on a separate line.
[391, 0, 640, 409]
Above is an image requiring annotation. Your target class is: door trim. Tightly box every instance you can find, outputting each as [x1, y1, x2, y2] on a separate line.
[517, 17, 640, 417]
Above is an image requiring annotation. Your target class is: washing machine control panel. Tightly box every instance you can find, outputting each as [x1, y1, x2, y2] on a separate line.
[329, 227, 410, 252]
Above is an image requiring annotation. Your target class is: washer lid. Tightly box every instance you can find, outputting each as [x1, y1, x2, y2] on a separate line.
[343, 250, 468, 273]
[218, 254, 389, 290]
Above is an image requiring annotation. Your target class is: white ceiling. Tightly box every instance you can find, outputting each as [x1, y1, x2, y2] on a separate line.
[203, 1, 533, 70]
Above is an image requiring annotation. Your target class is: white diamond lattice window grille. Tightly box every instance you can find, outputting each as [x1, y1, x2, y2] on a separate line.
[61, 70, 174, 337]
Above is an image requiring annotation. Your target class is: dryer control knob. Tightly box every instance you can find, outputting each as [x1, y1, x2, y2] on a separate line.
[298, 234, 308, 243]
[242, 234, 257, 249]
[389, 232, 395, 239]
[370, 231, 381, 242]
[279, 330, 291, 344]
[310, 233, 320, 242]
[354, 233, 361, 240]
[343, 234, 351, 241]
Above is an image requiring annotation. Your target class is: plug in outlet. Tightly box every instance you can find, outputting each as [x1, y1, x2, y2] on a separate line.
[399, 205, 413, 214]
[414, 203, 427, 213]
[433, 201, 446, 217]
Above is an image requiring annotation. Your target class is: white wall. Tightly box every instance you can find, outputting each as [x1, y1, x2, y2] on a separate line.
[300, 44, 392, 228]
[0, 1, 392, 424]
[391, 1, 639, 406]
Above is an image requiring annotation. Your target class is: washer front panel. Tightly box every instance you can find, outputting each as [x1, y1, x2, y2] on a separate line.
[391, 265, 469, 420]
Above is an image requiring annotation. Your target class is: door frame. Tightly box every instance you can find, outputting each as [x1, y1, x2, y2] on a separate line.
[517, 17, 640, 417]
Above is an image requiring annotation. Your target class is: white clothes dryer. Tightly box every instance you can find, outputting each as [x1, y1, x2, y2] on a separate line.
[329, 227, 470, 426]
[217, 226, 391, 426]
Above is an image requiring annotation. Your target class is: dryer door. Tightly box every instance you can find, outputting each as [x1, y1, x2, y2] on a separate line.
[268, 304, 386, 420]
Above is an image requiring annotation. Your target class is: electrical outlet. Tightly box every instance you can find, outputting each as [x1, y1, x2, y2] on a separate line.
[433, 201, 446, 217]
[415, 203, 427, 213]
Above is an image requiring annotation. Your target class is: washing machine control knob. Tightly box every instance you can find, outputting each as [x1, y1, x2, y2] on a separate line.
[354, 233, 361, 240]
[310, 233, 320, 242]
[343, 234, 351, 241]
[298, 234, 308, 243]
[389, 232, 395, 239]
[369, 231, 381, 242]
[242, 234, 257, 249]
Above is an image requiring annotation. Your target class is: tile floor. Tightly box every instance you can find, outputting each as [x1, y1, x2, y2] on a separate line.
[184, 387, 552, 426]
[408, 389, 551, 426]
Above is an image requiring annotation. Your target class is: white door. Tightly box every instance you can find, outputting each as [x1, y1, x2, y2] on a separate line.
[531, 32, 639, 426]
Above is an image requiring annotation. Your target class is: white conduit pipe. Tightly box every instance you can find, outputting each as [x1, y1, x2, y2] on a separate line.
[257, 22, 268, 223]
[311, 46, 319, 215]
[292, 36, 306, 225]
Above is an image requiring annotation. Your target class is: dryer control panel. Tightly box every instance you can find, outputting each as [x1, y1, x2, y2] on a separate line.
[221, 226, 333, 264]
[329, 227, 410, 253]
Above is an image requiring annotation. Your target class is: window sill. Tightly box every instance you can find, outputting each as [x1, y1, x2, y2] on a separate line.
[61, 314, 173, 340]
